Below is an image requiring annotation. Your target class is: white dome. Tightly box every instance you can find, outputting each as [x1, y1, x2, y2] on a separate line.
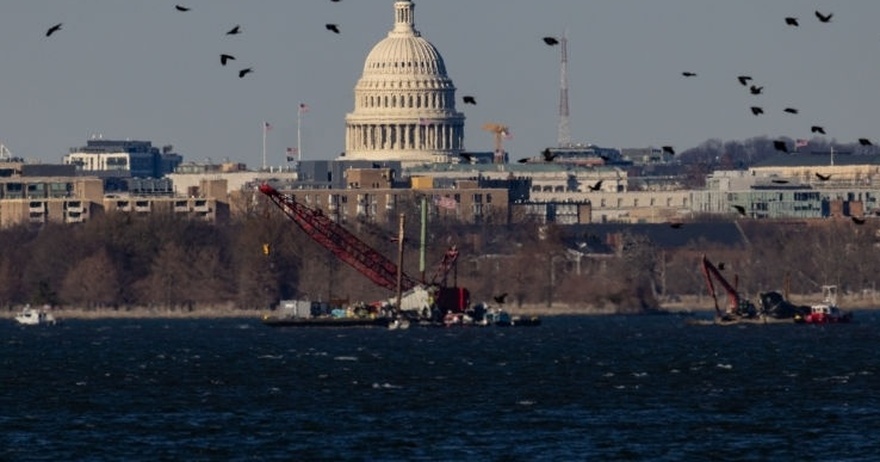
[344, 1, 465, 165]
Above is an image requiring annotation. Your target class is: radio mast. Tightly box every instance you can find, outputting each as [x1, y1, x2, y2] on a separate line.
[557, 31, 571, 148]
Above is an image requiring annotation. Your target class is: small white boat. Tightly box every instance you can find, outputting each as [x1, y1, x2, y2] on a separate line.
[14, 305, 57, 326]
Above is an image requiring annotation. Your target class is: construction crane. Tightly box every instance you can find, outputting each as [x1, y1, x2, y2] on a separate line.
[481, 123, 510, 164]
[258, 183, 469, 313]
[259, 183, 417, 292]
[700, 254, 757, 320]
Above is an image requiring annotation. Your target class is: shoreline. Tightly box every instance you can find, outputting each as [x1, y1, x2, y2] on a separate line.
[5, 295, 878, 320]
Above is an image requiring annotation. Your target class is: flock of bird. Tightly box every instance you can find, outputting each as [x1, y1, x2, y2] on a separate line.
[44, 2, 351, 80]
[678, 10, 873, 155]
[42, 4, 870, 164]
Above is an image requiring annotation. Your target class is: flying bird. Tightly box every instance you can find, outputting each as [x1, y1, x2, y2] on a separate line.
[588, 180, 603, 192]
[681, 72, 697, 77]
[542, 36, 559, 46]
[732, 205, 747, 217]
[220, 54, 235, 66]
[815, 11, 833, 23]
[175, 5, 190, 12]
[859, 138, 873, 146]
[661, 146, 675, 155]
[749, 85, 764, 95]
[783, 107, 799, 114]
[750, 106, 764, 116]
[811, 125, 826, 134]
[462, 95, 476, 105]
[226, 25, 241, 35]
[815, 173, 832, 181]
[852, 216, 866, 225]
[785, 17, 799, 26]
[737, 75, 752, 86]
[325, 23, 340, 34]
[541, 148, 557, 162]
[238, 67, 253, 78]
[493, 293, 508, 304]
[45, 23, 62, 37]
[773, 140, 789, 153]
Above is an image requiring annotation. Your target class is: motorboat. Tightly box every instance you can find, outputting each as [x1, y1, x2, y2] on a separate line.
[14, 305, 58, 326]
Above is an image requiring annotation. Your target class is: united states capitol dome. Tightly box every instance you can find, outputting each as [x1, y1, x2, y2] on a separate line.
[344, 1, 465, 165]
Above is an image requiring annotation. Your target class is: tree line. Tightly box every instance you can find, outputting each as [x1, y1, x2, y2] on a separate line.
[1, 197, 876, 313]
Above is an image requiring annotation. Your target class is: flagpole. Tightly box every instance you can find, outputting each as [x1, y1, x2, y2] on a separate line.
[297, 109, 302, 163]
[261, 121, 267, 171]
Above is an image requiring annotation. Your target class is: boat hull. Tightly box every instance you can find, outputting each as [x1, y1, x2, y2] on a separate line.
[262, 316, 392, 328]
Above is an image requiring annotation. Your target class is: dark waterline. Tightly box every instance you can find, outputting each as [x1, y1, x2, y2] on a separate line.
[3, 313, 879, 461]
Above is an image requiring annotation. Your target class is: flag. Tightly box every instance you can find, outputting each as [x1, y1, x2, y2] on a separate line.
[795, 139, 808, 148]
[298, 103, 310, 114]
[286, 147, 297, 162]
[264, 121, 273, 131]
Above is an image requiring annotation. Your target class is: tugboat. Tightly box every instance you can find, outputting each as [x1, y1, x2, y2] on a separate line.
[795, 285, 853, 324]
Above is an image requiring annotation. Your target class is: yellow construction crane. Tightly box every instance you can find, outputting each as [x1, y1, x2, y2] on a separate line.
[481, 123, 510, 164]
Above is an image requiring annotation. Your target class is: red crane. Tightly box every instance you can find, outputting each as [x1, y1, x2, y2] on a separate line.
[259, 183, 418, 292]
[700, 254, 756, 319]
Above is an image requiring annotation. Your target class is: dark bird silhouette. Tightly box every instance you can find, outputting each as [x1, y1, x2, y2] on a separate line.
[238, 67, 253, 78]
[669, 222, 684, 229]
[681, 71, 697, 77]
[459, 152, 473, 163]
[737, 75, 752, 86]
[325, 23, 340, 34]
[785, 17, 799, 26]
[852, 216, 866, 225]
[773, 140, 789, 153]
[815, 11, 833, 23]
[45, 23, 62, 37]
[859, 138, 873, 146]
[220, 54, 235, 66]
[542, 36, 559, 46]
[517, 158, 530, 164]
[783, 107, 799, 114]
[732, 204, 747, 217]
[588, 180, 603, 192]
[541, 148, 557, 162]
[811, 125, 826, 134]
[815, 172, 832, 181]
[661, 146, 675, 155]
[493, 293, 508, 304]
[749, 85, 763, 95]
[751, 106, 764, 116]
[226, 25, 241, 35]
[175, 5, 190, 12]
[462, 95, 476, 105]
[331, 0, 341, 2]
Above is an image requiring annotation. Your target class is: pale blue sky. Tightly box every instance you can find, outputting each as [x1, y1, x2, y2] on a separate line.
[0, 1, 877, 167]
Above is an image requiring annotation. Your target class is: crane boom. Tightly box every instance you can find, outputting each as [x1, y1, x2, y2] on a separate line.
[259, 184, 418, 292]
[700, 254, 756, 318]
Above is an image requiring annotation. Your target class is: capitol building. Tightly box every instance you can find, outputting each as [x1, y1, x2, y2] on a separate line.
[343, 1, 465, 165]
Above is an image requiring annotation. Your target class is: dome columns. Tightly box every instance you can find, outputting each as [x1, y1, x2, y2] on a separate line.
[346, 120, 463, 157]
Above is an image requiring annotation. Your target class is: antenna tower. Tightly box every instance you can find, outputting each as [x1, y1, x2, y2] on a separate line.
[557, 31, 571, 148]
